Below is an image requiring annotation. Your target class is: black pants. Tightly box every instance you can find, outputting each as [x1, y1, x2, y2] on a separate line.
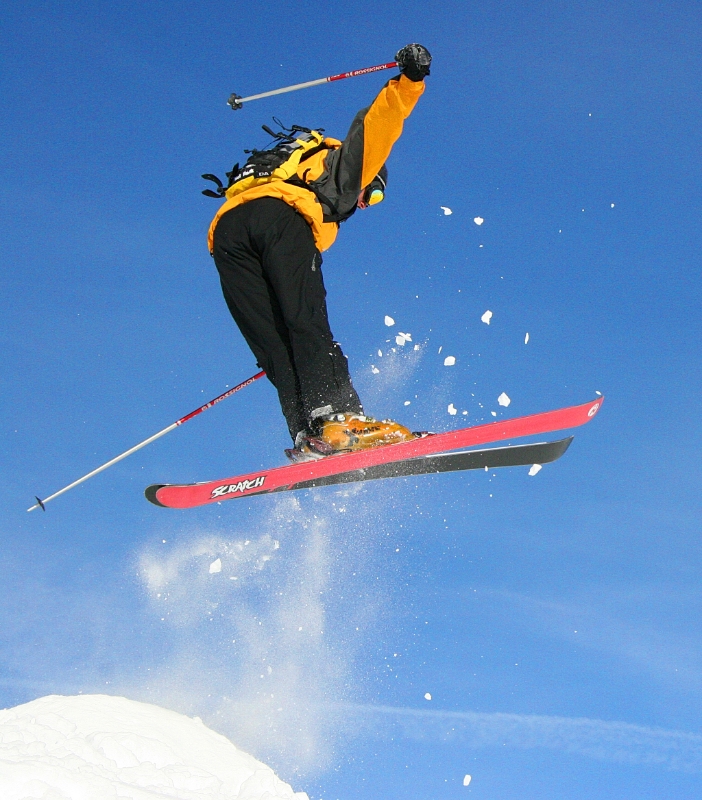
[212, 197, 363, 440]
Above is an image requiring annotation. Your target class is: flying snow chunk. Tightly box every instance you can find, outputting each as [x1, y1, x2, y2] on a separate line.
[443, 356, 456, 366]
[424, 693, 432, 700]
[497, 392, 511, 407]
[440, 206, 453, 215]
[490, 411, 497, 417]
[473, 216, 484, 225]
[448, 404, 457, 415]
[481, 310, 493, 325]
[404, 400, 411, 406]
[395, 332, 412, 346]
[464, 775, 472, 786]
[525, 332, 530, 344]
[529, 464, 543, 476]
[371, 366, 380, 374]
[209, 558, 222, 574]
[0, 694, 309, 800]
[384, 315, 395, 327]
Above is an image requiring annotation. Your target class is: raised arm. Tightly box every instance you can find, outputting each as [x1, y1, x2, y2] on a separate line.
[314, 44, 431, 220]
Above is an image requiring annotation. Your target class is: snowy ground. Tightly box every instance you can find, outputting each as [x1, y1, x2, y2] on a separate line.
[0, 694, 309, 800]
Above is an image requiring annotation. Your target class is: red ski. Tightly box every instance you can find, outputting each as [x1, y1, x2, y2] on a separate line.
[145, 397, 603, 509]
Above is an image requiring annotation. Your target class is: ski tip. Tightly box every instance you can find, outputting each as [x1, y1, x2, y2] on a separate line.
[144, 485, 169, 507]
[587, 396, 604, 419]
[550, 436, 574, 460]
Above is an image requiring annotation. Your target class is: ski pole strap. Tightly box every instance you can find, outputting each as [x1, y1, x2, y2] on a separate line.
[228, 61, 398, 110]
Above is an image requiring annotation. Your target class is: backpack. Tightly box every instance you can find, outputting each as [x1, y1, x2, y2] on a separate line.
[202, 124, 329, 200]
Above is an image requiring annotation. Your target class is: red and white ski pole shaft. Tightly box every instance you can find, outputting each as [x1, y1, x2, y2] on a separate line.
[27, 370, 266, 512]
[228, 61, 398, 110]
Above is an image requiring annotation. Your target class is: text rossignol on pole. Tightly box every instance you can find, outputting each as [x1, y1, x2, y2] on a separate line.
[27, 371, 266, 512]
[228, 61, 398, 110]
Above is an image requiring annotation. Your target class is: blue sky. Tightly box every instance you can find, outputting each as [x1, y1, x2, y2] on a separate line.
[2, 1, 701, 797]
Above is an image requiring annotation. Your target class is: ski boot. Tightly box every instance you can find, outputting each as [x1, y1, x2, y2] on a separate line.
[315, 413, 417, 453]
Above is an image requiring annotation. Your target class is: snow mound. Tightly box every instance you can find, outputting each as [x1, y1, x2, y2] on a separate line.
[0, 694, 309, 800]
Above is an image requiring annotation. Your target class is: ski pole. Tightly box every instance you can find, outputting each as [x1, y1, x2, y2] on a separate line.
[27, 370, 266, 512]
[227, 60, 398, 110]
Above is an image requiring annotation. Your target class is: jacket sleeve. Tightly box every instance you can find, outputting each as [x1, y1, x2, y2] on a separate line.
[312, 74, 425, 221]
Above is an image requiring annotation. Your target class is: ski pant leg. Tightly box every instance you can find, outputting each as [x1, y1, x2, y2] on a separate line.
[247, 199, 363, 421]
[212, 198, 362, 440]
[213, 204, 307, 440]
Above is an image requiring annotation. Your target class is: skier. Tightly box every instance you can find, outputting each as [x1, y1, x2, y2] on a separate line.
[208, 44, 432, 461]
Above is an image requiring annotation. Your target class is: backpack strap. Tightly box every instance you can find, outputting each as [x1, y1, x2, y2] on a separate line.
[201, 173, 226, 198]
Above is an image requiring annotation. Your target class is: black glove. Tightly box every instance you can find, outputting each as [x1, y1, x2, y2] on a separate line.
[395, 43, 432, 82]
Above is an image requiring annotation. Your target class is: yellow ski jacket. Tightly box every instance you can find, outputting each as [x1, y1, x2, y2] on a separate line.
[208, 74, 425, 253]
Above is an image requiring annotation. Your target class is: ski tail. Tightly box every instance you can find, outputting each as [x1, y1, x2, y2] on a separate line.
[145, 485, 168, 507]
